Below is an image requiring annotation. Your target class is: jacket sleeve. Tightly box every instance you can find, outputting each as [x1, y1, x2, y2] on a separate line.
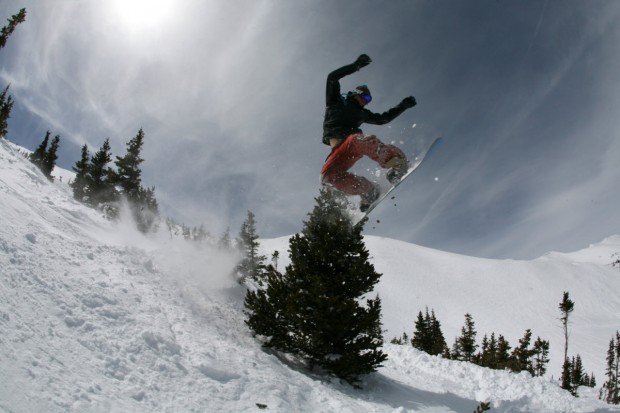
[364, 104, 408, 125]
[326, 62, 360, 105]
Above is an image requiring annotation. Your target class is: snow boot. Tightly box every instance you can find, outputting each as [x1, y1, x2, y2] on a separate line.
[360, 184, 380, 212]
[386, 156, 409, 185]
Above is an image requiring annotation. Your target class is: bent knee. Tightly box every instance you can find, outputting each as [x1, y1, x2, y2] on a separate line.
[321, 170, 339, 185]
[357, 134, 378, 143]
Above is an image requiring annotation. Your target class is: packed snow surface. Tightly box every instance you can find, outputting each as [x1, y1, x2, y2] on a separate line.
[1, 139, 619, 412]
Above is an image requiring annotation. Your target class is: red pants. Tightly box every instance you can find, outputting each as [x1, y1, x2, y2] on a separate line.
[320, 133, 406, 196]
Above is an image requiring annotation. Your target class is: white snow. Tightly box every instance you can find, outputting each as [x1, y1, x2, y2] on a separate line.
[1, 139, 618, 412]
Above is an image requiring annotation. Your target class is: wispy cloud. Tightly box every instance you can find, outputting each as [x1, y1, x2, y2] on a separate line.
[2, 1, 620, 258]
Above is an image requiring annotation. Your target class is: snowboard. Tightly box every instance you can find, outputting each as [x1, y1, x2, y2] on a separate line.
[350, 137, 443, 225]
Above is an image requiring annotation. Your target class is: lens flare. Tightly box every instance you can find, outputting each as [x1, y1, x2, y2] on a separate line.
[111, 0, 175, 31]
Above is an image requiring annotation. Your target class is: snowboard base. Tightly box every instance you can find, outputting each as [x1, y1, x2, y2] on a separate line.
[348, 137, 443, 225]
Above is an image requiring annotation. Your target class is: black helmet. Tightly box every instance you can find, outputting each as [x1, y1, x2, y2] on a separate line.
[348, 85, 372, 103]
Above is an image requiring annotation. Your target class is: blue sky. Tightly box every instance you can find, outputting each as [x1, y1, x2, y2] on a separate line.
[1, 0, 619, 259]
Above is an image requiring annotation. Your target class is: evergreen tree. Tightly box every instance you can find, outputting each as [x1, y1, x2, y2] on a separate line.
[481, 333, 512, 370]
[452, 313, 477, 362]
[88, 138, 117, 207]
[561, 358, 573, 394]
[429, 310, 448, 356]
[601, 332, 619, 404]
[0, 8, 26, 50]
[560, 354, 593, 396]
[0, 8, 26, 139]
[0, 85, 13, 138]
[42, 134, 60, 179]
[496, 335, 512, 370]
[236, 210, 267, 284]
[192, 224, 209, 242]
[134, 185, 159, 233]
[510, 329, 534, 374]
[244, 189, 386, 384]
[390, 332, 409, 345]
[616, 331, 620, 403]
[271, 250, 280, 271]
[451, 338, 462, 361]
[218, 227, 232, 250]
[478, 333, 498, 369]
[411, 311, 428, 352]
[71, 144, 90, 202]
[474, 330, 546, 374]
[29, 132, 60, 180]
[114, 129, 159, 232]
[441, 345, 452, 359]
[559, 291, 575, 393]
[602, 338, 615, 403]
[475, 334, 488, 366]
[115, 128, 144, 200]
[559, 291, 575, 365]
[571, 355, 586, 395]
[588, 373, 596, 388]
[411, 308, 447, 356]
[532, 337, 550, 377]
[30, 131, 50, 171]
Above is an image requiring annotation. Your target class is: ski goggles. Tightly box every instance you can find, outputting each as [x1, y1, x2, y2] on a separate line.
[361, 93, 372, 103]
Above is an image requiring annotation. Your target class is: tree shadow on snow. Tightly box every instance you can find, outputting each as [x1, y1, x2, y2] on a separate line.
[263, 350, 479, 412]
[245, 345, 617, 412]
[347, 374, 618, 413]
[349, 372, 480, 412]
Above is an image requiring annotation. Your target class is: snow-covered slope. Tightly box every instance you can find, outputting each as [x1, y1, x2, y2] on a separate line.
[262, 235, 620, 394]
[1, 139, 618, 412]
[371, 236, 620, 384]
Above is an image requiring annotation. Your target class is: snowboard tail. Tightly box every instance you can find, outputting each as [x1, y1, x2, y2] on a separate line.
[351, 137, 443, 225]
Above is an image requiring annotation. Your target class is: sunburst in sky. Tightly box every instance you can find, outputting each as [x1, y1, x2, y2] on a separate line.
[110, 0, 177, 31]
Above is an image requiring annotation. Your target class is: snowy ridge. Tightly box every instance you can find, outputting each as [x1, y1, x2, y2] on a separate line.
[1, 139, 618, 412]
[545, 235, 620, 265]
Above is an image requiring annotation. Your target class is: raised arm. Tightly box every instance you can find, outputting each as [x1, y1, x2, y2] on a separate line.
[365, 96, 417, 125]
[325, 54, 372, 105]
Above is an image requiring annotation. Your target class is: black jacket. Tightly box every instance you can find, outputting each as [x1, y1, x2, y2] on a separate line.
[322, 62, 408, 145]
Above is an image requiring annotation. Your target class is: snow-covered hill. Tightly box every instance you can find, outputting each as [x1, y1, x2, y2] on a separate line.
[1, 139, 618, 412]
[263, 234, 620, 394]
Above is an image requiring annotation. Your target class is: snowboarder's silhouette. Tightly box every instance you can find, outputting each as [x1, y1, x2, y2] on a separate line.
[320, 54, 416, 211]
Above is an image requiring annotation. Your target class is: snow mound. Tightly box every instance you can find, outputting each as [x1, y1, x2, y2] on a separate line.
[1, 139, 617, 412]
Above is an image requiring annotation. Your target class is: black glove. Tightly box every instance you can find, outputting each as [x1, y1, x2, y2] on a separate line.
[400, 96, 417, 108]
[354, 54, 372, 69]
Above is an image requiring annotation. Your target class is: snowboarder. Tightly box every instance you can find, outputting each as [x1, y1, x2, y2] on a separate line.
[320, 54, 417, 211]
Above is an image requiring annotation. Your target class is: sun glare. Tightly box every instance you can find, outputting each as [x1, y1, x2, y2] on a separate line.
[111, 0, 175, 31]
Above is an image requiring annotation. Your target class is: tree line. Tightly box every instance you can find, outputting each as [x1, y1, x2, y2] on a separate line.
[391, 310, 553, 377]
[1, 8, 159, 233]
[25, 128, 159, 233]
[70, 130, 159, 232]
[390, 291, 620, 401]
